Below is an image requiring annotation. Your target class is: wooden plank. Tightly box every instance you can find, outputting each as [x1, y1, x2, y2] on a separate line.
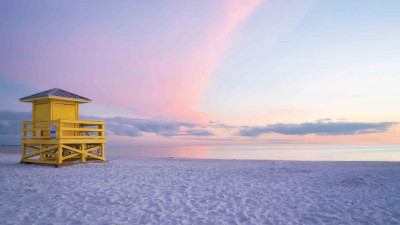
[21, 159, 58, 164]
[59, 139, 106, 144]
[41, 157, 57, 160]
[81, 144, 86, 162]
[60, 144, 79, 152]
[22, 144, 26, 158]
[21, 139, 59, 144]
[21, 138, 106, 145]
[61, 145, 104, 160]
[22, 128, 50, 131]
[86, 145, 100, 153]
[23, 145, 59, 159]
[58, 145, 62, 164]
[60, 120, 104, 125]
[60, 136, 104, 139]
[43, 145, 60, 152]
[62, 153, 80, 160]
[46, 152, 58, 158]
[26, 144, 59, 152]
[45, 145, 60, 151]
[22, 136, 51, 139]
[26, 145, 40, 151]
[61, 128, 104, 132]
[39, 144, 44, 160]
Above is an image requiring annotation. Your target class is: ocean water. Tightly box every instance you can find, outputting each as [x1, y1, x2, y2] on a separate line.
[111, 145, 400, 161]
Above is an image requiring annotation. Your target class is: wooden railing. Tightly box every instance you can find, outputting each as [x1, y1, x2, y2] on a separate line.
[22, 120, 105, 140]
[22, 121, 49, 139]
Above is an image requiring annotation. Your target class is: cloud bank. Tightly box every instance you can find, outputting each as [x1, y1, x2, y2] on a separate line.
[184, 129, 215, 136]
[83, 116, 216, 137]
[0, 111, 396, 145]
[0, 111, 214, 138]
[238, 121, 398, 137]
[0, 111, 31, 135]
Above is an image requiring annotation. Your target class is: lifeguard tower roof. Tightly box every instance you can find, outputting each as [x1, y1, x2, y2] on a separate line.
[20, 88, 91, 103]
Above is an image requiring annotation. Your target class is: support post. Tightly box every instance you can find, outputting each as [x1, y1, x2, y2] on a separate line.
[58, 145, 63, 164]
[99, 123, 104, 137]
[39, 144, 44, 161]
[22, 144, 26, 160]
[81, 144, 86, 162]
[101, 143, 105, 160]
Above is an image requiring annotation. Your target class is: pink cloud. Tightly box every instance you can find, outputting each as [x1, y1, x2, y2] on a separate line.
[7, 0, 264, 123]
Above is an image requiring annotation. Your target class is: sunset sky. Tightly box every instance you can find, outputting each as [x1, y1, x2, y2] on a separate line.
[1, 0, 400, 145]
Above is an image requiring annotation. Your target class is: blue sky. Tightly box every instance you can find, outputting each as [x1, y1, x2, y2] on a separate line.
[1, 0, 399, 145]
[202, 0, 400, 125]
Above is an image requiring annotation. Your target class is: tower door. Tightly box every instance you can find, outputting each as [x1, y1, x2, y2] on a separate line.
[53, 102, 78, 137]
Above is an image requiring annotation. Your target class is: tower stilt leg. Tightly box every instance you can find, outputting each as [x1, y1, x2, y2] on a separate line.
[81, 144, 86, 162]
[58, 145, 63, 164]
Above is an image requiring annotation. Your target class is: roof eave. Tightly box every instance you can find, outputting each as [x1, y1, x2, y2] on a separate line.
[19, 96, 91, 103]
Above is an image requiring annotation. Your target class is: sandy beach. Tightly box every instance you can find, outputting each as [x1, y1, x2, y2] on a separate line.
[1, 145, 400, 225]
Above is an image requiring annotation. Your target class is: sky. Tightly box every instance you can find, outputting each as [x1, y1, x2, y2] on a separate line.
[1, 0, 400, 146]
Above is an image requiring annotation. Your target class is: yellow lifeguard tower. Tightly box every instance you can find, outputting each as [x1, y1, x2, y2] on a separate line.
[20, 88, 106, 166]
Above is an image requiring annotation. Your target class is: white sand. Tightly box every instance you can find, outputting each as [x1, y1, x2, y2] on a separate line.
[1, 145, 400, 225]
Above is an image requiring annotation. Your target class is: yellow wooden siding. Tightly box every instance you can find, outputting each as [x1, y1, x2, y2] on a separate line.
[53, 103, 76, 120]
[35, 103, 49, 121]
[34, 102, 50, 137]
[31, 99, 80, 137]
[53, 101, 78, 136]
